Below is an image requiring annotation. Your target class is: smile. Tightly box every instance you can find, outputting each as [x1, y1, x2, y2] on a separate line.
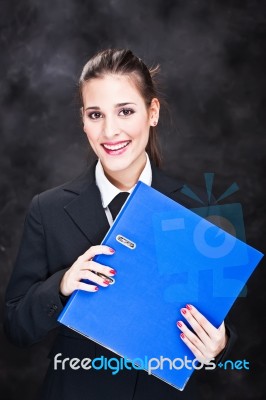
[102, 141, 131, 151]
[101, 140, 131, 156]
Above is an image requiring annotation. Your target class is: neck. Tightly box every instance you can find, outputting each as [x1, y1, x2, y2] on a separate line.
[104, 154, 147, 191]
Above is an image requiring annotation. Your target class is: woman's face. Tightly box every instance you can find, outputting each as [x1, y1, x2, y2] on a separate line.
[81, 74, 159, 178]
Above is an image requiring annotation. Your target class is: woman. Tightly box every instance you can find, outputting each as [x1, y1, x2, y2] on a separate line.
[4, 49, 235, 400]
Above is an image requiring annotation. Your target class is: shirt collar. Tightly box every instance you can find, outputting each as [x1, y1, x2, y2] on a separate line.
[95, 153, 152, 208]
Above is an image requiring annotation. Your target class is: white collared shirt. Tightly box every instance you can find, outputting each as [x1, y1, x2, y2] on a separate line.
[95, 153, 152, 225]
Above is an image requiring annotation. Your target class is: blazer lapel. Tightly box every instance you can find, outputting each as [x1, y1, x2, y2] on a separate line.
[62, 161, 184, 245]
[151, 163, 184, 196]
[63, 163, 110, 245]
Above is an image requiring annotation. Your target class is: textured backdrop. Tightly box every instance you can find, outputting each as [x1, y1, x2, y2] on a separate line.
[0, 1, 265, 399]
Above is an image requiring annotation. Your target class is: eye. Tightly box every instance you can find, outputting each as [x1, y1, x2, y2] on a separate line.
[118, 108, 135, 117]
[88, 112, 102, 120]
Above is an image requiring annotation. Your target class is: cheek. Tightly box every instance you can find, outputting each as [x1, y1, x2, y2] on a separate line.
[127, 118, 150, 141]
[83, 129, 101, 155]
[83, 124, 100, 144]
[136, 127, 150, 145]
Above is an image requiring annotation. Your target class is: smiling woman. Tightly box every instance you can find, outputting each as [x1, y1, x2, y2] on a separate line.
[4, 48, 235, 400]
[81, 73, 159, 190]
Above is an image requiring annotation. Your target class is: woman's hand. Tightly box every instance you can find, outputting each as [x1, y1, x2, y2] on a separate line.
[176, 304, 228, 363]
[60, 245, 116, 296]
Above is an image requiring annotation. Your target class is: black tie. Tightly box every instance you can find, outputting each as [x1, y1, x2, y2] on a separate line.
[108, 192, 130, 220]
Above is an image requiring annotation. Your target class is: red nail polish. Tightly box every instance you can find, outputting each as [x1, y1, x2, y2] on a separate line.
[180, 333, 185, 339]
[103, 280, 110, 285]
[109, 248, 115, 253]
[110, 269, 117, 275]
[186, 304, 192, 310]
[94, 286, 98, 291]
[177, 321, 182, 328]
[181, 309, 187, 315]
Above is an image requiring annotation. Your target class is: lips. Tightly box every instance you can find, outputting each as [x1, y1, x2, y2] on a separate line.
[102, 141, 130, 151]
[101, 140, 131, 155]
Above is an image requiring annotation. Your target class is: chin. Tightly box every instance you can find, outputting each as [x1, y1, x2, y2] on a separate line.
[101, 158, 133, 173]
[98, 146, 146, 175]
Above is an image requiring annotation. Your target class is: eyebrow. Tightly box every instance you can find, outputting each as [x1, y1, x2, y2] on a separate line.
[85, 102, 136, 111]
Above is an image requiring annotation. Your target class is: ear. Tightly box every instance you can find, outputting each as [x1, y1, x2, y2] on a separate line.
[149, 98, 160, 126]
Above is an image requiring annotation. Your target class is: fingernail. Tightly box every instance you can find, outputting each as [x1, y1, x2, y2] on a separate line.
[181, 308, 187, 315]
[94, 286, 98, 291]
[177, 321, 182, 328]
[186, 304, 192, 310]
[109, 248, 115, 253]
[110, 269, 117, 275]
[180, 333, 185, 339]
[103, 280, 110, 285]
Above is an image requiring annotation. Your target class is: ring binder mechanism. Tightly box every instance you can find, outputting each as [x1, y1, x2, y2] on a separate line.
[96, 272, 115, 285]
[85, 271, 115, 285]
[116, 234, 136, 249]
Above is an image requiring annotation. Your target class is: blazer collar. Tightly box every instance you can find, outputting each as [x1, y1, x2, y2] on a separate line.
[151, 162, 184, 195]
[62, 161, 184, 244]
[63, 161, 110, 244]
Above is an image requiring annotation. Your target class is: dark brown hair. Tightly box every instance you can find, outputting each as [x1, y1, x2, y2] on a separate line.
[78, 48, 164, 167]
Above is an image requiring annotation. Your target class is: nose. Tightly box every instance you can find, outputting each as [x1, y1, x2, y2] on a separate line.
[102, 115, 120, 139]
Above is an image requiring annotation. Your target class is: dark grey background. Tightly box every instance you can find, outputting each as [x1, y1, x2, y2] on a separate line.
[0, 0, 265, 399]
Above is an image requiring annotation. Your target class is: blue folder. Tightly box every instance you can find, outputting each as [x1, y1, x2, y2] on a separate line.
[58, 182, 263, 390]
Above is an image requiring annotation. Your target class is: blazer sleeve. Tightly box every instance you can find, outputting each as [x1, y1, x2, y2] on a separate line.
[214, 320, 237, 366]
[4, 194, 69, 348]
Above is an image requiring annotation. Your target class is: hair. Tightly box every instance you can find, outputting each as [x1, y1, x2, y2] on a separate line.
[78, 48, 165, 167]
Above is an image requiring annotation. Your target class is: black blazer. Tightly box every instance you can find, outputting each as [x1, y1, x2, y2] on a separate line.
[4, 162, 236, 400]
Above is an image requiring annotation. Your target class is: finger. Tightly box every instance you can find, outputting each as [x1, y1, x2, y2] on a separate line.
[78, 245, 115, 263]
[80, 270, 111, 287]
[180, 307, 212, 346]
[76, 282, 99, 292]
[183, 304, 218, 339]
[179, 333, 208, 364]
[176, 320, 206, 355]
[80, 260, 116, 276]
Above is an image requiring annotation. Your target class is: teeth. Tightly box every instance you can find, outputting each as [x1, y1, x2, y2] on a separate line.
[103, 141, 129, 151]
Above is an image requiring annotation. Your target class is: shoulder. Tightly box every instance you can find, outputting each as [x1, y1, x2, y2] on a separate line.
[34, 162, 97, 210]
[151, 165, 212, 209]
